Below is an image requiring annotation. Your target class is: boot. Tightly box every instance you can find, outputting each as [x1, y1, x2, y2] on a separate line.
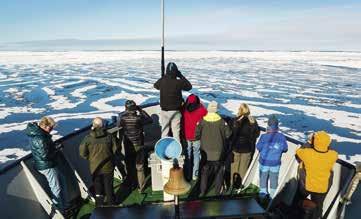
[95, 195, 104, 207]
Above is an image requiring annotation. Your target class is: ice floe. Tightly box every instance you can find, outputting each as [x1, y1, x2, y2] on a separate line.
[0, 51, 360, 166]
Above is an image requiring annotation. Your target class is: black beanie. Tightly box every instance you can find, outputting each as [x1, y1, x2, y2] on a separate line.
[125, 100, 137, 111]
[166, 62, 179, 76]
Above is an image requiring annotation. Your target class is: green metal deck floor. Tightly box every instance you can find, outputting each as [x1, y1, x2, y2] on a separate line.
[76, 177, 260, 219]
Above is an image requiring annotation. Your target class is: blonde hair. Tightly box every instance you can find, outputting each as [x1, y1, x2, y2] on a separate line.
[39, 116, 56, 128]
[237, 103, 255, 124]
[92, 117, 103, 130]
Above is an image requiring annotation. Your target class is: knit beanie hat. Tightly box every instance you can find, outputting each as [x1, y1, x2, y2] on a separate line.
[125, 99, 137, 112]
[207, 101, 218, 113]
[267, 115, 279, 131]
[166, 62, 179, 76]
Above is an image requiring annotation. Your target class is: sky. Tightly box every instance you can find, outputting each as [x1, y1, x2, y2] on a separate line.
[0, 0, 361, 50]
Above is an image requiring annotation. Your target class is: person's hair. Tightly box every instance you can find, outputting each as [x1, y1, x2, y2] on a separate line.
[92, 117, 103, 130]
[39, 116, 56, 128]
[237, 103, 255, 124]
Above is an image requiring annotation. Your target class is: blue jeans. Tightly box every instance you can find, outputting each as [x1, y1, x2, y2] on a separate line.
[187, 140, 201, 178]
[39, 167, 64, 209]
[259, 164, 280, 198]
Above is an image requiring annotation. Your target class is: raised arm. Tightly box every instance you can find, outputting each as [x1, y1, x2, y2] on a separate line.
[138, 106, 153, 125]
[154, 78, 161, 90]
[178, 72, 192, 91]
[253, 120, 261, 139]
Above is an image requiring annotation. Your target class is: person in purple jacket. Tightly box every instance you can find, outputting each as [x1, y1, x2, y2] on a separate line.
[256, 115, 288, 198]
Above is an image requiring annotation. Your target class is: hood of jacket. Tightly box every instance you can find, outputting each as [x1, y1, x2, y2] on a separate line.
[186, 94, 198, 104]
[203, 112, 222, 122]
[166, 62, 178, 78]
[185, 94, 201, 112]
[90, 128, 107, 138]
[313, 131, 331, 152]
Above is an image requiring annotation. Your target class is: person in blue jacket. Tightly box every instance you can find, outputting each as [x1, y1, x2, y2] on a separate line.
[256, 115, 288, 198]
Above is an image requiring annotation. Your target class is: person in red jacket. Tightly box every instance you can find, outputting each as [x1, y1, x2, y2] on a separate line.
[182, 94, 207, 180]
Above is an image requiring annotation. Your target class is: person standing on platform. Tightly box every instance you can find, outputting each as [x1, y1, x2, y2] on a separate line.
[26, 116, 66, 211]
[256, 115, 288, 198]
[230, 103, 260, 188]
[182, 94, 207, 180]
[79, 117, 117, 206]
[118, 100, 152, 192]
[195, 101, 232, 196]
[296, 131, 338, 218]
[154, 62, 192, 143]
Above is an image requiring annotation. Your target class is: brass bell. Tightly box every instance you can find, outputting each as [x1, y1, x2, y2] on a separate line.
[164, 166, 191, 195]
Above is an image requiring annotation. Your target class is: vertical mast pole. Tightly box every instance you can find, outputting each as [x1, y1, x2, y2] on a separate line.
[161, 0, 165, 77]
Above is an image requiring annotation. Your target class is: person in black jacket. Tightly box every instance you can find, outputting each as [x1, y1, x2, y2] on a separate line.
[118, 100, 153, 192]
[26, 116, 65, 210]
[154, 62, 192, 142]
[230, 103, 260, 188]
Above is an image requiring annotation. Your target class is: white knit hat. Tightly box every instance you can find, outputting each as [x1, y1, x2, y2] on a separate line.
[207, 101, 218, 113]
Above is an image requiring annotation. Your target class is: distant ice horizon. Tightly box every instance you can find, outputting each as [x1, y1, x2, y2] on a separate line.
[2, 49, 361, 53]
[1, 38, 361, 52]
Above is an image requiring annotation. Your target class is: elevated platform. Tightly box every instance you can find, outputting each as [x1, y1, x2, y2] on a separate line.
[90, 198, 266, 219]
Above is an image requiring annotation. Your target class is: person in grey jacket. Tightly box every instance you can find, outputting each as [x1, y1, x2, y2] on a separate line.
[195, 101, 232, 196]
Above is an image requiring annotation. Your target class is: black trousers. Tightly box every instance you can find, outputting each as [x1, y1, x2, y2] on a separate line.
[297, 168, 331, 219]
[310, 192, 326, 219]
[300, 189, 326, 219]
[124, 144, 146, 190]
[93, 173, 115, 206]
[200, 161, 224, 195]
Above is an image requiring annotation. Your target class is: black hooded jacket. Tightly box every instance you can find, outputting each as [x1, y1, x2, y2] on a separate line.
[231, 116, 260, 153]
[154, 63, 192, 111]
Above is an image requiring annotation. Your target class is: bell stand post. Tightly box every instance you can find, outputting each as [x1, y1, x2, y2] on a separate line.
[172, 160, 181, 219]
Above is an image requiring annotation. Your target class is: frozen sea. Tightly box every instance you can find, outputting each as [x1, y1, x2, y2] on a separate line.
[0, 51, 360, 166]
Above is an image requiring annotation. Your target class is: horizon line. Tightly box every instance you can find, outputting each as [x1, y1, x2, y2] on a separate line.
[0, 49, 361, 53]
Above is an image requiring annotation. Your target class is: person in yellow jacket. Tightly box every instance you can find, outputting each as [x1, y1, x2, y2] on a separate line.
[296, 131, 338, 219]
